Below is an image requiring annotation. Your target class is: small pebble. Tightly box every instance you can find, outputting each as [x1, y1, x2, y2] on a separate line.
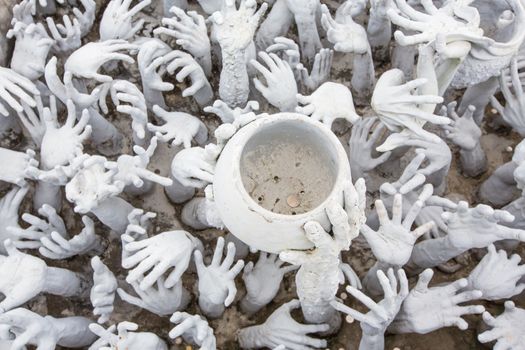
[175, 337, 182, 344]
[393, 347, 401, 350]
[340, 292, 347, 300]
[506, 146, 513, 152]
[345, 315, 354, 323]
[491, 108, 498, 114]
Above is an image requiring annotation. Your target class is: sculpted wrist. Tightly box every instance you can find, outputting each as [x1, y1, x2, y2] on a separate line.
[238, 325, 266, 349]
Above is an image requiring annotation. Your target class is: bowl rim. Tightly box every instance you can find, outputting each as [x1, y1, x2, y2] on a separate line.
[226, 112, 350, 221]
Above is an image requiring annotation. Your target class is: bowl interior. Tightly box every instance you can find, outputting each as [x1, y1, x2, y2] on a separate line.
[240, 120, 339, 216]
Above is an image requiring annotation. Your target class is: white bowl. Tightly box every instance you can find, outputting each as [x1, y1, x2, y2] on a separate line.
[213, 113, 351, 253]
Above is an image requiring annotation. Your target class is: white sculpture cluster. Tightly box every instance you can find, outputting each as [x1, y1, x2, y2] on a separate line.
[0, 0, 524, 349]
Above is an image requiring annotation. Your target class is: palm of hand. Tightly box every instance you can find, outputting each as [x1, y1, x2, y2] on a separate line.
[41, 127, 83, 168]
[198, 266, 229, 305]
[100, 11, 132, 40]
[468, 247, 525, 300]
[398, 287, 452, 333]
[0, 253, 46, 304]
[374, 224, 417, 265]
[66, 42, 106, 73]
[214, 10, 258, 51]
[147, 232, 193, 264]
[328, 20, 368, 54]
[152, 112, 203, 146]
[446, 212, 499, 249]
[304, 83, 358, 125]
[2, 309, 59, 347]
[484, 308, 525, 346]
[447, 117, 481, 150]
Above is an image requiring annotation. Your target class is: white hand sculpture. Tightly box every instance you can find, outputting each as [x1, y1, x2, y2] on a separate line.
[40, 99, 91, 169]
[7, 203, 66, 250]
[210, 0, 268, 52]
[0, 148, 38, 186]
[8, 23, 54, 80]
[210, 0, 268, 107]
[46, 15, 82, 53]
[266, 36, 301, 69]
[109, 80, 148, 140]
[0, 239, 81, 312]
[154, 7, 211, 76]
[164, 50, 213, 105]
[89, 322, 167, 350]
[65, 156, 122, 214]
[320, 3, 369, 54]
[0, 187, 28, 254]
[389, 269, 484, 334]
[492, 58, 525, 136]
[124, 208, 156, 240]
[117, 276, 189, 316]
[251, 51, 298, 112]
[44, 58, 101, 110]
[170, 146, 216, 188]
[0, 67, 40, 116]
[203, 99, 259, 124]
[332, 268, 408, 341]
[65, 40, 137, 82]
[122, 230, 198, 290]
[444, 201, 525, 250]
[100, 0, 151, 40]
[361, 191, 434, 266]
[39, 216, 100, 259]
[440, 101, 486, 177]
[478, 301, 525, 349]
[16, 95, 49, 147]
[279, 201, 355, 326]
[0, 308, 60, 349]
[390, 135, 452, 181]
[137, 39, 174, 94]
[90, 256, 117, 324]
[106, 137, 172, 190]
[0, 308, 95, 349]
[169, 312, 216, 349]
[349, 117, 391, 179]
[467, 244, 525, 300]
[238, 300, 328, 349]
[441, 102, 481, 151]
[194, 237, 244, 317]
[74, 0, 97, 37]
[241, 252, 298, 314]
[296, 48, 333, 92]
[296, 82, 360, 127]
[387, 0, 486, 59]
[149, 105, 207, 148]
[371, 69, 447, 144]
